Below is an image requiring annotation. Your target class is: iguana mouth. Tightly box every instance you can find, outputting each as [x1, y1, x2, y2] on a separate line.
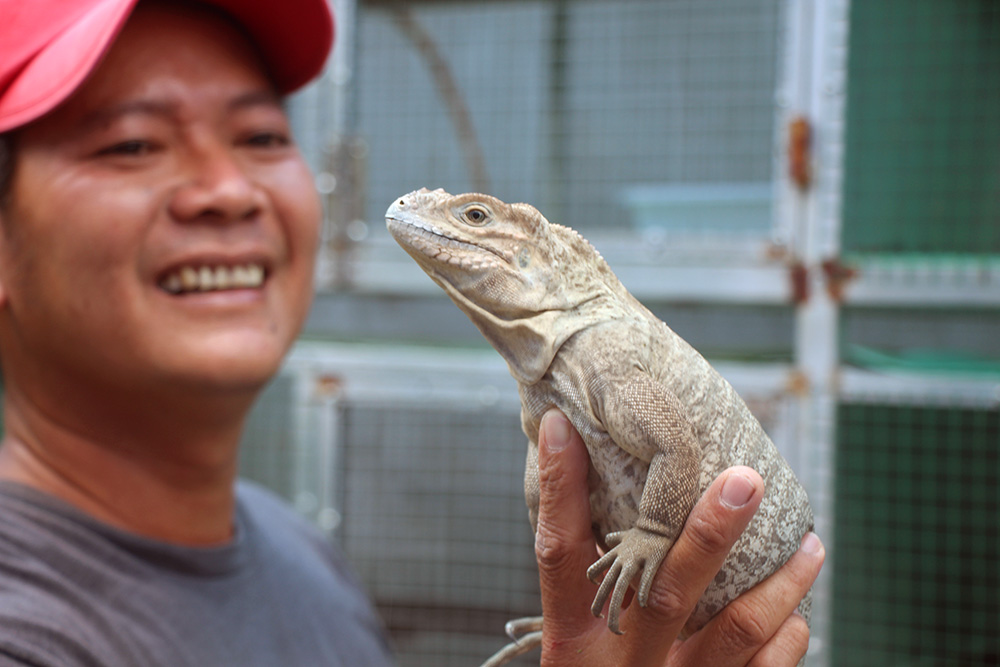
[387, 218, 508, 263]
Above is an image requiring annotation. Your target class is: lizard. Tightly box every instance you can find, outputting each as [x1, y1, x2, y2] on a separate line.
[384, 188, 814, 666]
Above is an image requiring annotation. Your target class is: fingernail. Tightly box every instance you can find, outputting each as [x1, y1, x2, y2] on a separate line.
[801, 532, 822, 555]
[720, 472, 755, 508]
[541, 411, 571, 452]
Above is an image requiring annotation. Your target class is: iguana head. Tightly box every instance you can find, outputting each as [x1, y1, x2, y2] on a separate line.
[386, 188, 617, 383]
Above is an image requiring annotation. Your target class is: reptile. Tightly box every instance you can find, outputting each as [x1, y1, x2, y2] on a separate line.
[384, 188, 814, 665]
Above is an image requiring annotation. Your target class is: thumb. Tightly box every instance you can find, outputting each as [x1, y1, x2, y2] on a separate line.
[535, 410, 600, 634]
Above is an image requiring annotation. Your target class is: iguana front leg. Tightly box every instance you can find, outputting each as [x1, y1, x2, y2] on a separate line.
[586, 376, 701, 634]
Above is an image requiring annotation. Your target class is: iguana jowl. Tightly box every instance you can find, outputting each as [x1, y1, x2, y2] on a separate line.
[385, 188, 814, 663]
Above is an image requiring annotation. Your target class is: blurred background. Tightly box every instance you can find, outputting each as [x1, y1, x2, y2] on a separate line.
[235, 1, 1000, 665]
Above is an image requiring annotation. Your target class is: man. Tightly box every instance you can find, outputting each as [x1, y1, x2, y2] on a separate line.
[0, 1, 823, 665]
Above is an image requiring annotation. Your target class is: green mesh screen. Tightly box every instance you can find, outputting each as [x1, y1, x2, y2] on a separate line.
[834, 403, 1000, 666]
[841, 0, 1000, 257]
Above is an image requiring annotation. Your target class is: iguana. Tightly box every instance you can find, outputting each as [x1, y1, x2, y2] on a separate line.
[385, 188, 814, 665]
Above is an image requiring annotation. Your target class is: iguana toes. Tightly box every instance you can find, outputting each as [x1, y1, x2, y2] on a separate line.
[385, 188, 814, 665]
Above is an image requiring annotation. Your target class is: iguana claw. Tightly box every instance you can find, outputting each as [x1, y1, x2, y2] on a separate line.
[586, 527, 673, 634]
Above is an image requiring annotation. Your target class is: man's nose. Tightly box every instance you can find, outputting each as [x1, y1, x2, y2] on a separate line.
[169, 143, 263, 223]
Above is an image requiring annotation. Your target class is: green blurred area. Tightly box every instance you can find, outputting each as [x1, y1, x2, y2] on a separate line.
[841, 0, 1000, 257]
[834, 403, 1000, 666]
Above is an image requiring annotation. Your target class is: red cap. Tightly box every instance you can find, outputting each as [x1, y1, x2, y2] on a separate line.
[0, 0, 335, 133]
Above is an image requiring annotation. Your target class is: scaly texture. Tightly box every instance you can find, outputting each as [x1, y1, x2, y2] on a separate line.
[386, 189, 814, 662]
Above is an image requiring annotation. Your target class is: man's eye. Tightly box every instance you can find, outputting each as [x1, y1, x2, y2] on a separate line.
[245, 132, 290, 148]
[97, 140, 154, 157]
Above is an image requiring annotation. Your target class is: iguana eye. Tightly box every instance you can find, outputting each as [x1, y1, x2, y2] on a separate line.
[462, 206, 491, 226]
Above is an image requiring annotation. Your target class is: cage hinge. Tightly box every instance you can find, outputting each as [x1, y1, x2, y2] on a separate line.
[821, 257, 858, 302]
[789, 260, 810, 304]
[788, 116, 812, 190]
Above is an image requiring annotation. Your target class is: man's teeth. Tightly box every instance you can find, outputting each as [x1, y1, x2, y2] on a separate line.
[160, 264, 265, 294]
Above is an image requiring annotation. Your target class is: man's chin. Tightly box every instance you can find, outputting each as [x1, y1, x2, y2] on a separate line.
[157, 344, 290, 397]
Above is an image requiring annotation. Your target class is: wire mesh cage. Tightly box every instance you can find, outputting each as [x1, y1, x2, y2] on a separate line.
[286, 0, 796, 297]
[832, 3, 1000, 664]
[246, 343, 542, 666]
[355, 0, 784, 236]
[338, 402, 538, 666]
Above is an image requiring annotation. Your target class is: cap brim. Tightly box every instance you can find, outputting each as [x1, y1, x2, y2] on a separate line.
[0, 0, 333, 134]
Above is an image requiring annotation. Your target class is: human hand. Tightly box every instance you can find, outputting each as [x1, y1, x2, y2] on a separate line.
[534, 409, 825, 667]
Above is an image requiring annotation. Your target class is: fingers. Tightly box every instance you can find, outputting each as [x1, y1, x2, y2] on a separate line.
[534, 410, 603, 644]
[533, 414, 818, 667]
[594, 467, 763, 667]
[670, 532, 825, 667]
[747, 613, 811, 667]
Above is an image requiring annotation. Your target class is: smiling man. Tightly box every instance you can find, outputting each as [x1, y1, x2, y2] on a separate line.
[0, 7, 320, 535]
[0, 1, 822, 665]
[0, 1, 395, 664]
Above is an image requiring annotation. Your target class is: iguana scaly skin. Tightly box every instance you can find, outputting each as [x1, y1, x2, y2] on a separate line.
[385, 188, 814, 664]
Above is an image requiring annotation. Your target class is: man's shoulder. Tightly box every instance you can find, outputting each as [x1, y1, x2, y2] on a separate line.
[0, 614, 99, 667]
[0, 488, 114, 666]
[0, 564, 105, 667]
[0, 482, 392, 665]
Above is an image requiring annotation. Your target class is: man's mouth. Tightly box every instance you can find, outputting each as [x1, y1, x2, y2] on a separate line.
[159, 263, 266, 295]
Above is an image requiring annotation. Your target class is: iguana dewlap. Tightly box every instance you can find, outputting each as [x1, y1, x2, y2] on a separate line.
[385, 188, 814, 660]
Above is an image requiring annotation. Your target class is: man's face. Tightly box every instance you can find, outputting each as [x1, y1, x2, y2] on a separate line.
[0, 4, 321, 397]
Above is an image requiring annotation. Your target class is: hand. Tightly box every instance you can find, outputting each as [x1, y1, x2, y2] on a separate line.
[534, 409, 825, 667]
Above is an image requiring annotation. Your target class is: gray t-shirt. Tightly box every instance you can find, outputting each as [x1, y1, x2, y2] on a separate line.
[0, 480, 396, 666]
